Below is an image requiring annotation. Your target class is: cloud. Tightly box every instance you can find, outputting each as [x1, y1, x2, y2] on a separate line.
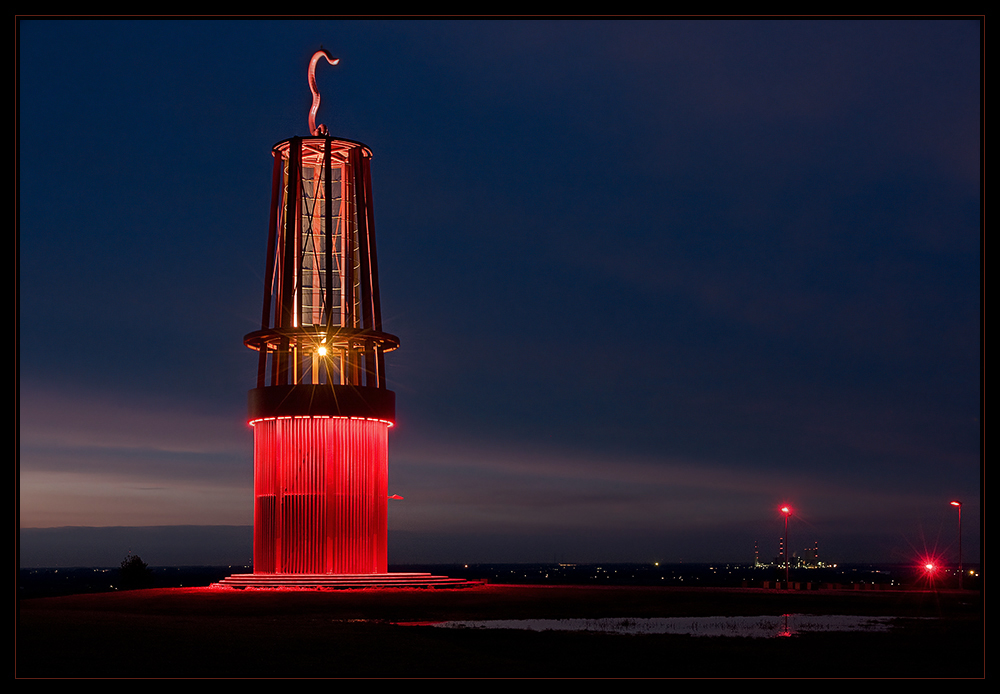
[19, 382, 252, 527]
[19, 469, 250, 528]
[20, 383, 248, 457]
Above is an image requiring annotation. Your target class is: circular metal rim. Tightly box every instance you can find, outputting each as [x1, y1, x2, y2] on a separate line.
[248, 384, 395, 422]
[271, 135, 373, 160]
[244, 327, 400, 353]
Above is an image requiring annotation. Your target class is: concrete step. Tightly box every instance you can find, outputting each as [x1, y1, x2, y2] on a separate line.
[214, 572, 485, 589]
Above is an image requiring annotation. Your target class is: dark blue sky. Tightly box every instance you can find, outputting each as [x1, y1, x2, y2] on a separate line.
[19, 19, 980, 565]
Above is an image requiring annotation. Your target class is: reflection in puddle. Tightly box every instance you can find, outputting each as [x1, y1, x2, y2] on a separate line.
[427, 614, 895, 638]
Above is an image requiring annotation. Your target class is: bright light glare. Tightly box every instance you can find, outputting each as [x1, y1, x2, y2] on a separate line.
[317, 345, 328, 356]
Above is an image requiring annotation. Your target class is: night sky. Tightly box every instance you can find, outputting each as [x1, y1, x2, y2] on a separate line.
[19, 19, 980, 566]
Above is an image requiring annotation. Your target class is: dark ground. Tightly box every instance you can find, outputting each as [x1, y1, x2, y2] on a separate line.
[17, 584, 982, 678]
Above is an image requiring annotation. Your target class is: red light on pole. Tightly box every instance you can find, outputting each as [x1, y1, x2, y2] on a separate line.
[950, 501, 963, 590]
[780, 505, 792, 585]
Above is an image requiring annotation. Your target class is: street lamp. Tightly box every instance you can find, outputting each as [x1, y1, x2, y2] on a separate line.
[780, 505, 792, 585]
[950, 501, 962, 590]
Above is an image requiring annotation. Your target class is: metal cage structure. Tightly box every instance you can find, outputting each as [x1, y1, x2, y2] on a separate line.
[243, 54, 399, 576]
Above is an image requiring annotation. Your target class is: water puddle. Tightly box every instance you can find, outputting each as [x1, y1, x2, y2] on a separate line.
[421, 614, 896, 638]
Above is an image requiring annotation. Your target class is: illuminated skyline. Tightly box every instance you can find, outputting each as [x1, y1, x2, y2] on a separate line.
[19, 19, 980, 565]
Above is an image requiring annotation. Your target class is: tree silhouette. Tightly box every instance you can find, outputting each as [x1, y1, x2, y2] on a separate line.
[118, 552, 153, 589]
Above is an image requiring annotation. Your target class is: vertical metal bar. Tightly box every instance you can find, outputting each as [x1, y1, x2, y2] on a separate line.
[363, 346, 376, 388]
[345, 150, 356, 329]
[257, 150, 284, 388]
[280, 139, 300, 331]
[256, 340, 269, 390]
[278, 139, 301, 386]
[361, 155, 383, 332]
[293, 142, 304, 385]
[275, 420, 284, 573]
[362, 154, 386, 388]
[339, 158, 349, 332]
[262, 152, 283, 328]
[295, 155, 304, 333]
[342, 148, 357, 383]
[354, 152, 374, 331]
[324, 138, 334, 332]
[353, 151, 376, 388]
[275, 337, 287, 387]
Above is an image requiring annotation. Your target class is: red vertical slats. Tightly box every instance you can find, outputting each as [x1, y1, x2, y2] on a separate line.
[253, 417, 389, 575]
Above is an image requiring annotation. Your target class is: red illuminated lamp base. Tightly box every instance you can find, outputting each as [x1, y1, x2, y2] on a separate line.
[252, 415, 389, 574]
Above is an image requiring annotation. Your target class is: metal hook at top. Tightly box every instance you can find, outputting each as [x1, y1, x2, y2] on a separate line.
[308, 49, 340, 136]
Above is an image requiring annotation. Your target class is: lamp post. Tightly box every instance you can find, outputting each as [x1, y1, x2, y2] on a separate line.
[780, 506, 792, 585]
[950, 501, 962, 590]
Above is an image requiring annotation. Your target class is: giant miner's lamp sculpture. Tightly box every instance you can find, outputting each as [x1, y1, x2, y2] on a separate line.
[220, 51, 472, 588]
